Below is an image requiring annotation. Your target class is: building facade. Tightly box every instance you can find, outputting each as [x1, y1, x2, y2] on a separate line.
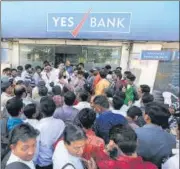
[1, 1, 179, 93]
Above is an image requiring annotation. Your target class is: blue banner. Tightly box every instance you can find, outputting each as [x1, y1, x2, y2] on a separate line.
[141, 51, 172, 61]
[1, 1, 179, 41]
[47, 13, 131, 36]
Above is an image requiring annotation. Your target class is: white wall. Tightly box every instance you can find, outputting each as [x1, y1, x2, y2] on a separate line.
[120, 43, 130, 72]
[129, 43, 162, 90]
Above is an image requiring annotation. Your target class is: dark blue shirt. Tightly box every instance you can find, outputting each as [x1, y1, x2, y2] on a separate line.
[94, 111, 127, 144]
[135, 124, 176, 167]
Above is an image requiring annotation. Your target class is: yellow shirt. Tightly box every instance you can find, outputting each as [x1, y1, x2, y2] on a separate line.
[95, 79, 110, 96]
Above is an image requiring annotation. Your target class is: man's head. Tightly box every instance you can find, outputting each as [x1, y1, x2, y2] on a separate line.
[64, 91, 76, 106]
[93, 95, 109, 113]
[9, 124, 39, 161]
[105, 65, 111, 73]
[44, 63, 52, 73]
[24, 64, 32, 73]
[17, 66, 23, 76]
[24, 104, 36, 119]
[3, 67, 11, 77]
[144, 102, 170, 129]
[127, 106, 142, 121]
[52, 85, 62, 96]
[1, 81, 13, 94]
[112, 70, 122, 81]
[142, 93, 154, 105]
[123, 71, 131, 80]
[11, 69, 18, 78]
[78, 63, 84, 70]
[77, 108, 96, 130]
[38, 86, 48, 97]
[40, 96, 56, 117]
[14, 85, 27, 98]
[107, 124, 137, 158]
[78, 90, 89, 102]
[6, 97, 23, 117]
[77, 70, 84, 79]
[99, 69, 107, 79]
[64, 124, 87, 157]
[116, 67, 122, 71]
[138, 85, 151, 98]
[66, 60, 71, 66]
[112, 96, 124, 110]
[126, 73, 136, 85]
[35, 66, 42, 74]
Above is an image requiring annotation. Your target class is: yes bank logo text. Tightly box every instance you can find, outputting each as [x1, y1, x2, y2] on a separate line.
[47, 13, 131, 35]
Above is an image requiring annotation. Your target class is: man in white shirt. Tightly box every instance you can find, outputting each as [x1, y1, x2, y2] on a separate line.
[6, 124, 39, 169]
[53, 124, 87, 169]
[74, 90, 91, 111]
[34, 96, 65, 169]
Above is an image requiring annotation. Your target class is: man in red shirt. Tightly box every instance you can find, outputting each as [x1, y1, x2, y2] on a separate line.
[74, 108, 105, 160]
[96, 124, 158, 169]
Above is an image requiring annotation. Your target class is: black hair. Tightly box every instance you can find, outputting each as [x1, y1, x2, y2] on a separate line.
[99, 69, 107, 79]
[24, 103, 36, 119]
[105, 65, 111, 70]
[78, 108, 96, 129]
[77, 70, 84, 75]
[64, 91, 76, 106]
[145, 102, 170, 128]
[115, 70, 122, 79]
[14, 85, 26, 98]
[3, 67, 11, 73]
[79, 90, 89, 102]
[124, 71, 131, 75]
[109, 124, 137, 155]
[25, 64, 32, 70]
[105, 88, 114, 98]
[112, 96, 124, 110]
[78, 63, 84, 68]
[140, 85, 150, 93]
[64, 124, 87, 145]
[6, 97, 23, 117]
[52, 85, 62, 96]
[17, 66, 23, 71]
[63, 86, 70, 94]
[40, 96, 56, 117]
[9, 123, 39, 145]
[11, 68, 17, 72]
[126, 73, 136, 82]
[142, 93, 154, 104]
[38, 86, 48, 97]
[127, 106, 142, 119]
[93, 95, 109, 109]
[114, 91, 126, 101]
[16, 80, 24, 85]
[35, 66, 42, 71]
[116, 67, 122, 71]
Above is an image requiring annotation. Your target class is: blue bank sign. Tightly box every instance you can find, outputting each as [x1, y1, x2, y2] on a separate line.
[141, 51, 172, 61]
[47, 12, 131, 37]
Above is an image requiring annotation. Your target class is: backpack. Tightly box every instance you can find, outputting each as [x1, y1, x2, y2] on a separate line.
[1, 118, 10, 161]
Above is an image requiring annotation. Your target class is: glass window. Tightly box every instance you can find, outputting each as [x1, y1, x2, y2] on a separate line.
[19, 44, 55, 67]
[82, 46, 121, 70]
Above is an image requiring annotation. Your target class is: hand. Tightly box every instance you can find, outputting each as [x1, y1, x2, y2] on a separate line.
[82, 157, 97, 169]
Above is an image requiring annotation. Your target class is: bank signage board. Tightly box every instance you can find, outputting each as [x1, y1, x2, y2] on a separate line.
[141, 50, 172, 61]
[47, 11, 131, 37]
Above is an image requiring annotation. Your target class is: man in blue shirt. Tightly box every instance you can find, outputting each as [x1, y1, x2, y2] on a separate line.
[92, 95, 127, 144]
[135, 102, 176, 168]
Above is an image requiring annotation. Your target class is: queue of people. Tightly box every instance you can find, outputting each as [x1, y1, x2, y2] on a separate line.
[1, 60, 179, 169]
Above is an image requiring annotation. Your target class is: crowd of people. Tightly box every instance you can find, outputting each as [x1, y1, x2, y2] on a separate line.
[1, 60, 179, 169]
